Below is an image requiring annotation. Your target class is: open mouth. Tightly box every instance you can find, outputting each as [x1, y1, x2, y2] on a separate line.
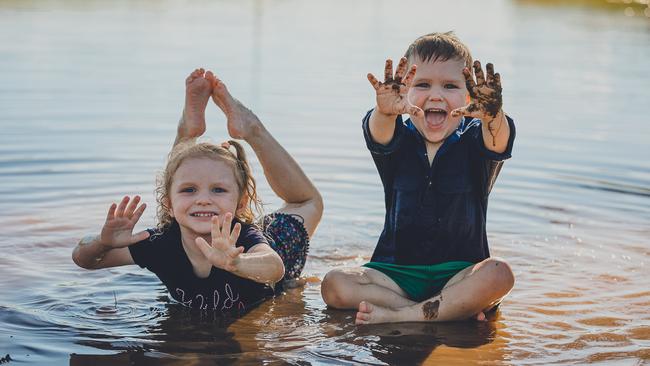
[424, 108, 447, 127]
[190, 212, 218, 218]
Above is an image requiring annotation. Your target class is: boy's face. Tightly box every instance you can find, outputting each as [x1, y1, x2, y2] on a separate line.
[407, 56, 469, 148]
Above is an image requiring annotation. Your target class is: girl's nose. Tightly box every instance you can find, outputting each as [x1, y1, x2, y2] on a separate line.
[195, 193, 211, 205]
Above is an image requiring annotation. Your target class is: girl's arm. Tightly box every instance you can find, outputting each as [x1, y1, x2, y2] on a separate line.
[72, 235, 134, 269]
[72, 196, 149, 270]
[194, 213, 284, 285]
[227, 243, 285, 284]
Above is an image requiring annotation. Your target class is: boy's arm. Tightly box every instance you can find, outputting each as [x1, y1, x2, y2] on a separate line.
[451, 61, 511, 154]
[480, 109, 510, 154]
[367, 57, 422, 145]
[72, 196, 148, 269]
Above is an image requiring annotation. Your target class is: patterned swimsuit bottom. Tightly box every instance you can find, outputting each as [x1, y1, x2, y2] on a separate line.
[261, 212, 310, 281]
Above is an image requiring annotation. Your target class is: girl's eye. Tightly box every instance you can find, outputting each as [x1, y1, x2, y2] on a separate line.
[211, 187, 225, 193]
[444, 83, 459, 89]
[180, 187, 195, 193]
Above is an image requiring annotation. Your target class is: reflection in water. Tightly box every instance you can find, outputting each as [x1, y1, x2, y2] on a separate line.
[71, 303, 245, 366]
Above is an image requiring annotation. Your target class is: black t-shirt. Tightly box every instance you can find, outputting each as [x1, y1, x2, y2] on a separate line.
[129, 220, 274, 311]
[362, 110, 516, 265]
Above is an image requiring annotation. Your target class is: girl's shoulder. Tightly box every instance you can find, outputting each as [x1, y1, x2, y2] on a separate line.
[235, 219, 268, 250]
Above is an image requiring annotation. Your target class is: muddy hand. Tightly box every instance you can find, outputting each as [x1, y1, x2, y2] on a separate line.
[451, 60, 503, 121]
[368, 57, 422, 117]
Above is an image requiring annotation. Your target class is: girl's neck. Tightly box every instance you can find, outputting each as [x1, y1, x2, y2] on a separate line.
[178, 226, 212, 266]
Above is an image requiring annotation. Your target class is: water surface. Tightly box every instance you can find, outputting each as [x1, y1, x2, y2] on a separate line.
[1, 0, 649, 364]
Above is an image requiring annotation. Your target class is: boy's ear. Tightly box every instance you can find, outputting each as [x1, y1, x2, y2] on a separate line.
[466, 93, 471, 104]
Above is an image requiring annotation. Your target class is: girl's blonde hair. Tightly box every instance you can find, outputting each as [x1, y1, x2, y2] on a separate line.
[155, 139, 262, 230]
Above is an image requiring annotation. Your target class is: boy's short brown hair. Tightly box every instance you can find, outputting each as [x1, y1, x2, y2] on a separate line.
[404, 31, 473, 68]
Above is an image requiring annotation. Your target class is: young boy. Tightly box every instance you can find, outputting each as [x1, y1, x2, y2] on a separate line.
[321, 32, 516, 324]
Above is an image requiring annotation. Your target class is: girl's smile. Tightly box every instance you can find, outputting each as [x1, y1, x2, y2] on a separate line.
[168, 157, 243, 238]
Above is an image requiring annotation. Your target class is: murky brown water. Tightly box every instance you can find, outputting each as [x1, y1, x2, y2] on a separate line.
[1, 0, 649, 364]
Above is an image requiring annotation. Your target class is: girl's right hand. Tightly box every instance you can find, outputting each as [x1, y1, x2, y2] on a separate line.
[194, 212, 244, 272]
[367, 57, 422, 117]
[99, 196, 150, 248]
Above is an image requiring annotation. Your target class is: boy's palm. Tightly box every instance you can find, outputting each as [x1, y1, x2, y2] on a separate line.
[451, 61, 503, 121]
[368, 58, 423, 117]
[100, 196, 149, 248]
[195, 213, 244, 272]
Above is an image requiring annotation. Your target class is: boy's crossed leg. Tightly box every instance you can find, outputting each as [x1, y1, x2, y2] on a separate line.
[322, 257, 514, 324]
[322, 267, 417, 309]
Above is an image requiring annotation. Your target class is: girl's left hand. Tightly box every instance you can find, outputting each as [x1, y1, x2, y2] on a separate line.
[195, 213, 244, 272]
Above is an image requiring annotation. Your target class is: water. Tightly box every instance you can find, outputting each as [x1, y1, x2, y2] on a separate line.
[1, 0, 649, 364]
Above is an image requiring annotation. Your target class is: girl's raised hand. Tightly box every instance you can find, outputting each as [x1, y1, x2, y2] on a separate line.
[195, 213, 244, 272]
[367, 57, 422, 118]
[99, 196, 150, 248]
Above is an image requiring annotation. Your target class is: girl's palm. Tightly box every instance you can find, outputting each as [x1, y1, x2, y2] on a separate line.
[100, 196, 149, 248]
[195, 213, 243, 272]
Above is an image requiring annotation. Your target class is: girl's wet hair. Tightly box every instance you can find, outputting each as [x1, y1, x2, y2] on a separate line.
[404, 31, 473, 68]
[155, 139, 262, 230]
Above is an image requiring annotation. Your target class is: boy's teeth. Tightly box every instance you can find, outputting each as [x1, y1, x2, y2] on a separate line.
[192, 213, 216, 217]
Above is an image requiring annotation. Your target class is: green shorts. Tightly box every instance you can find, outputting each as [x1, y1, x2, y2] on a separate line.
[363, 261, 474, 302]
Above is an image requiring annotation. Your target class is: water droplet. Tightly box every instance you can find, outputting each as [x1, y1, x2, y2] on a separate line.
[96, 305, 118, 315]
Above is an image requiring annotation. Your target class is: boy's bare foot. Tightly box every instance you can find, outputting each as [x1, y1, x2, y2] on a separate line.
[355, 301, 488, 325]
[179, 68, 212, 139]
[355, 301, 400, 325]
[205, 73, 263, 141]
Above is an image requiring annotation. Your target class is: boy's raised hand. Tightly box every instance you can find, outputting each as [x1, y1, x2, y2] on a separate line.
[368, 57, 423, 117]
[451, 61, 503, 122]
[100, 196, 150, 248]
[195, 213, 244, 272]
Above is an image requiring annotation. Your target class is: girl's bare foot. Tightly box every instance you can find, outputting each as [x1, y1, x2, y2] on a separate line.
[204, 73, 263, 141]
[179, 68, 212, 139]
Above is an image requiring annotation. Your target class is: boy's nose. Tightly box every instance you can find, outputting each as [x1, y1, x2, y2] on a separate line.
[428, 93, 443, 102]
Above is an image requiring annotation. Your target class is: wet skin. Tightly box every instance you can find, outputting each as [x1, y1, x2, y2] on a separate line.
[454, 60, 504, 146]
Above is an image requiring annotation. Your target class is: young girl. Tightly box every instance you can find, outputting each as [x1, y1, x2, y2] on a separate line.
[73, 68, 323, 311]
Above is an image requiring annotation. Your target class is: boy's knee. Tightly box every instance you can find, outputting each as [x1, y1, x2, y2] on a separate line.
[483, 258, 515, 295]
[321, 270, 353, 309]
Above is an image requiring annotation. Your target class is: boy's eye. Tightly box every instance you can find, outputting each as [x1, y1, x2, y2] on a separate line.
[444, 83, 459, 89]
[414, 83, 430, 89]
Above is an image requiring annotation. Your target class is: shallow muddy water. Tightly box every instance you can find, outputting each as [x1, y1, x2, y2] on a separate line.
[1, 0, 649, 364]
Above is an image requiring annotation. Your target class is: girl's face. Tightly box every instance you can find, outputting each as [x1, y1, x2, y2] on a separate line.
[168, 157, 244, 237]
